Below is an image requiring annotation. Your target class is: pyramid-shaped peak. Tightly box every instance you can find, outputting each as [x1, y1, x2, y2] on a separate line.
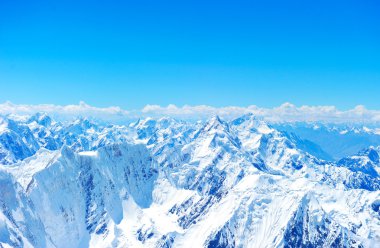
[204, 116, 227, 130]
[197, 116, 239, 142]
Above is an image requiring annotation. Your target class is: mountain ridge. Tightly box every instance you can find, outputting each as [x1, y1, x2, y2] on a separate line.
[0, 113, 380, 247]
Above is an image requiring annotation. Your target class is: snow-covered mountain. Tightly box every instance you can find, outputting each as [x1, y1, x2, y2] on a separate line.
[1, 113, 380, 247]
[275, 123, 380, 161]
[0, 114, 135, 165]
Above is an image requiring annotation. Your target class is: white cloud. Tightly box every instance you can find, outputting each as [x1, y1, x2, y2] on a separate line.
[0, 101, 129, 121]
[1, 101, 380, 123]
[141, 103, 380, 123]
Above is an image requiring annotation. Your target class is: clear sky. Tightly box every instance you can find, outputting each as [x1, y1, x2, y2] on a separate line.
[0, 0, 379, 110]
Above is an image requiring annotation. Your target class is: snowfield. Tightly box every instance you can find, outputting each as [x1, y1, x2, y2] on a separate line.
[1, 113, 380, 247]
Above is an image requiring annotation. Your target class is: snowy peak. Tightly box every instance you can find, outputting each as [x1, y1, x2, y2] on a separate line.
[283, 193, 363, 248]
[359, 146, 380, 164]
[231, 113, 273, 134]
[229, 114, 321, 174]
[65, 117, 99, 135]
[338, 146, 380, 177]
[230, 114, 273, 152]
[28, 112, 53, 127]
[194, 116, 240, 148]
[204, 115, 225, 130]
[0, 117, 40, 165]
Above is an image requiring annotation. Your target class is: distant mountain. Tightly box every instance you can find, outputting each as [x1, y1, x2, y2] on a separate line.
[0, 113, 380, 247]
[275, 123, 380, 161]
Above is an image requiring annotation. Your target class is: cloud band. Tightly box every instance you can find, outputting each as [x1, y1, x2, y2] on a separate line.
[1, 101, 380, 123]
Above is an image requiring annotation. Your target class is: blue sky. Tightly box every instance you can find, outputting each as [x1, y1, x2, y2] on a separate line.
[0, 0, 379, 109]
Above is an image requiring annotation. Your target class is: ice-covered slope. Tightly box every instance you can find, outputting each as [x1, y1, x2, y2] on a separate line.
[1, 143, 157, 247]
[1, 114, 380, 247]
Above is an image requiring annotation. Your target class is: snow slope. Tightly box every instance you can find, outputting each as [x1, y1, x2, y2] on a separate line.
[0, 113, 380, 247]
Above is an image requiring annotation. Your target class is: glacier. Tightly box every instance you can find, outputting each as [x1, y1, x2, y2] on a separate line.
[0, 113, 380, 247]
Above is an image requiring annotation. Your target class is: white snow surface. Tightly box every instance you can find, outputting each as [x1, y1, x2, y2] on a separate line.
[0, 113, 380, 247]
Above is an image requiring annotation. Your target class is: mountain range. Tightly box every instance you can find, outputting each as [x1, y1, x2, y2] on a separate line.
[1, 113, 380, 247]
